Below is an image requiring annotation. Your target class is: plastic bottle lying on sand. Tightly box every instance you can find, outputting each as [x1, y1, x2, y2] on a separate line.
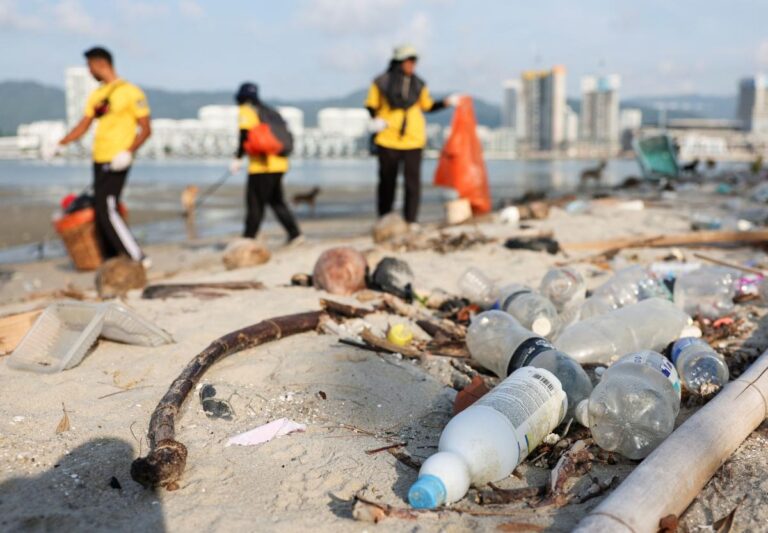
[466, 310, 592, 418]
[539, 267, 586, 312]
[671, 337, 729, 392]
[575, 351, 681, 460]
[555, 298, 690, 365]
[580, 265, 671, 319]
[673, 267, 736, 319]
[408, 367, 566, 509]
[457, 267, 496, 308]
[496, 284, 560, 338]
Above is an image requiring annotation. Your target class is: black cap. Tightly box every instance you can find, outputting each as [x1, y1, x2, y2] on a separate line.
[235, 82, 260, 105]
[84, 46, 113, 65]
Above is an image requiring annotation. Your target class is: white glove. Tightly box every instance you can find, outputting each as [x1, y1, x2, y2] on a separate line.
[40, 142, 62, 161]
[446, 93, 464, 107]
[110, 150, 133, 171]
[369, 118, 388, 133]
[229, 158, 243, 175]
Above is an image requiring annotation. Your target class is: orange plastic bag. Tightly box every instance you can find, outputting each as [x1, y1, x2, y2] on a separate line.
[433, 97, 492, 214]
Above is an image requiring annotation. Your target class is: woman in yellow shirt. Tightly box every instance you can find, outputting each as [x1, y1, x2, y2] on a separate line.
[230, 82, 302, 244]
[365, 44, 457, 225]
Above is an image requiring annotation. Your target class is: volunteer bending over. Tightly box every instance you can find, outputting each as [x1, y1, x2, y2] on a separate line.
[365, 44, 459, 226]
[51, 46, 151, 265]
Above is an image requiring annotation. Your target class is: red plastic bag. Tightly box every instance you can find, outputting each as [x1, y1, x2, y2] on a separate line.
[433, 97, 492, 214]
[244, 123, 284, 156]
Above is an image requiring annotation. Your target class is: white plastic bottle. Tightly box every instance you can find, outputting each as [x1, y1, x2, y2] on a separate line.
[457, 267, 496, 308]
[539, 266, 586, 312]
[555, 298, 691, 365]
[673, 267, 737, 319]
[466, 310, 592, 418]
[671, 337, 729, 392]
[580, 265, 671, 319]
[408, 367, 566, 509]
[576, 351, 681, 460]
[496, 284, 560, 338]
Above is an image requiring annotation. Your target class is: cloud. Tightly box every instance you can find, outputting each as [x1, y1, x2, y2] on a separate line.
[0, 0, 44, 30]
[758, 40, 768, 70]
[117, 0, 170, 20]
[52, 0, 104, 37]
[178, 0, 204, 18]
[299, 0, 406, 36]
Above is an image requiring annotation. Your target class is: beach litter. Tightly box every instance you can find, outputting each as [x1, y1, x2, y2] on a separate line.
[222, 238, 271, 270]
[95, 257, 147, 298]
[226, 418, 306, 447]
[372, 212, 409, 243]
[312, 247, 368, 296]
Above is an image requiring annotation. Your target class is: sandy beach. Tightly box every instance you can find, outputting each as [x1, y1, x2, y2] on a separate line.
[2, 180, 768, 532]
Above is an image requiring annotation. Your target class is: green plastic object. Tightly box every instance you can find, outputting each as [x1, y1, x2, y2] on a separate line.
[633, 135, 680, 180]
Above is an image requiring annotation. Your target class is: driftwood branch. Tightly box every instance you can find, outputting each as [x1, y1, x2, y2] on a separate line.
[141, 281, 265, 299]
[562, 229, 768, 254]
[130, 310, 323, 490]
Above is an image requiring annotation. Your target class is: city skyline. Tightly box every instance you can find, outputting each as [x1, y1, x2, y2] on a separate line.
[1, 1, 766, 101]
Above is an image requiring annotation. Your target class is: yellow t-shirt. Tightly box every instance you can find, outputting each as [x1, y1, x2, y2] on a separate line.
[84, 80, 150, 163]
[238, 104, 289, 174]
[364, 82, 434, 150]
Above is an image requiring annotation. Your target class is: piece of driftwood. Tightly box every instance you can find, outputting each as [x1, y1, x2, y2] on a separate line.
[0, 310, 41, 355]
[130, 310, 323, 490]
[319, 298, 373, 318]
[360, 328, 423, 359]
[141, 281, 265, 299]
[562, 229, 768, 253]
[692, 252, 767, 276]
[574, 349, 768, 533]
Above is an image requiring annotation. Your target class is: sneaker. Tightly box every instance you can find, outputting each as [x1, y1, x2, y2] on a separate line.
[284, 235, 306, 248]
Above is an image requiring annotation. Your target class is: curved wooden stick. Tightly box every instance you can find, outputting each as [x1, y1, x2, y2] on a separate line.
[130, 310, 323, 490]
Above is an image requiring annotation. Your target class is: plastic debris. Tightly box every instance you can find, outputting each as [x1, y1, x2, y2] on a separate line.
[226, 418, 306, 447]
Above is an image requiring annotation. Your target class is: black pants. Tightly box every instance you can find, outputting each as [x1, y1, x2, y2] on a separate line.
[93, 163, 143, 261]
[244, 172, 301, 239]
[377, 147, 423, 223]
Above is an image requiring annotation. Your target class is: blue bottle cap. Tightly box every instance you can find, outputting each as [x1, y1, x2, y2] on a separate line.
[408, 475, 447, 510]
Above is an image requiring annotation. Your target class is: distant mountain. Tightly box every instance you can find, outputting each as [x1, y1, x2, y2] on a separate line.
[0, 80, 736, 134]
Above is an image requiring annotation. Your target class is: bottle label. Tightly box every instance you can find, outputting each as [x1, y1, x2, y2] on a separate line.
[618, 352, 682, 398]
[476, 367, 566, 464]
[507, 337, 554, 375]
[671, 337, 706, 364]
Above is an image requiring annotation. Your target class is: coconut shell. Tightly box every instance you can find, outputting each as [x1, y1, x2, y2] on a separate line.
[222, 239, 271, 270]
[312, 247, 368, 295]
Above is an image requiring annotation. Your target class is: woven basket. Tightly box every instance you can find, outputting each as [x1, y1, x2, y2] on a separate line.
[54, 208, 103, 271]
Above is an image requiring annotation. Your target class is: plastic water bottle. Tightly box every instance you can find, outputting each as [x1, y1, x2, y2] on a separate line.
[539, 267, 586, 312]
[466, 310, 592, 418]
[673, 267, 736, 319]
[576, 351, 681, 460]
[580, 265, 671, 319]
[457, 267, 496, 308]
[555, 298, 690, 365]
[408, 367, 566, 509]
[496, 284, 560, 338]
[671, 337, 729, 392]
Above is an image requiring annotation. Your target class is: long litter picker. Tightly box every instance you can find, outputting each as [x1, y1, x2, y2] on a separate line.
[574, 348, 768, 532]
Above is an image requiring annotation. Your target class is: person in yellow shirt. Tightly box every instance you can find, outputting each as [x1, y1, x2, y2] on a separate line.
[54, 46, 151, 264]
[365, 44, 458, 225]
[229, 82, 302, 244]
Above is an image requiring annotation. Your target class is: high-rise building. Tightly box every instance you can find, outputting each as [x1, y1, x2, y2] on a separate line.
[520, 66, 566, 151]
[737, 75, 768, 134]
[501, 79, 523, 135]
[580, 74, 621, 148]
[65, 67, 98, 128]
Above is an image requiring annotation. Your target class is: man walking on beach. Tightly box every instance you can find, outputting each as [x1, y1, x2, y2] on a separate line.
[365, 44, 458, 228]
[51, 46, 151, 264]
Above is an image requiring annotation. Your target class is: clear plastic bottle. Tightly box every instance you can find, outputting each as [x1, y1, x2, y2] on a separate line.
[496, 284, 560, 338]
[408, 367, 566, 509]
[555, 298, 690, 365]
[576, 350, 681, 460]
[580, 265, 671, 319]
[671, 337, 729, 392]
[539, 267, 586, 312]
[457, 267, 497, 308]
[673, 267, 737, 319]
[466, 310, 592, 418]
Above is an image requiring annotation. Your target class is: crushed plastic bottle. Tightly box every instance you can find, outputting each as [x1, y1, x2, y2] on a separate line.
[580, 265, 671, 319]
[673, 267, 737, 319]
[575, 351, 681, 460]
[408, 367, 566, 509]
[466, 310, 591, 418]
[496, 284, 560, 338]
[457, 267, 496, 308]
[539, 266, 586, 313]
[555, 298, 690, 365]
[671, 337, 729, 392]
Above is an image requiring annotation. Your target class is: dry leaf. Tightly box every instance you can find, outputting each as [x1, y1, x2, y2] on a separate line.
[55, 403, 70, 434]
[714, 503, 740, 533]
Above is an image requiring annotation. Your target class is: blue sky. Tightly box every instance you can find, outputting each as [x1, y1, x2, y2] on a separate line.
[1, 0, 766, 101]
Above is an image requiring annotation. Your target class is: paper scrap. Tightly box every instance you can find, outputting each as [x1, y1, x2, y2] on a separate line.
[226, 418, 306, 447]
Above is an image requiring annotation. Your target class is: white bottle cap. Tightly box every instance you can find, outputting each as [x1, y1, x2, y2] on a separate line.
[531, 317, 552, 337]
